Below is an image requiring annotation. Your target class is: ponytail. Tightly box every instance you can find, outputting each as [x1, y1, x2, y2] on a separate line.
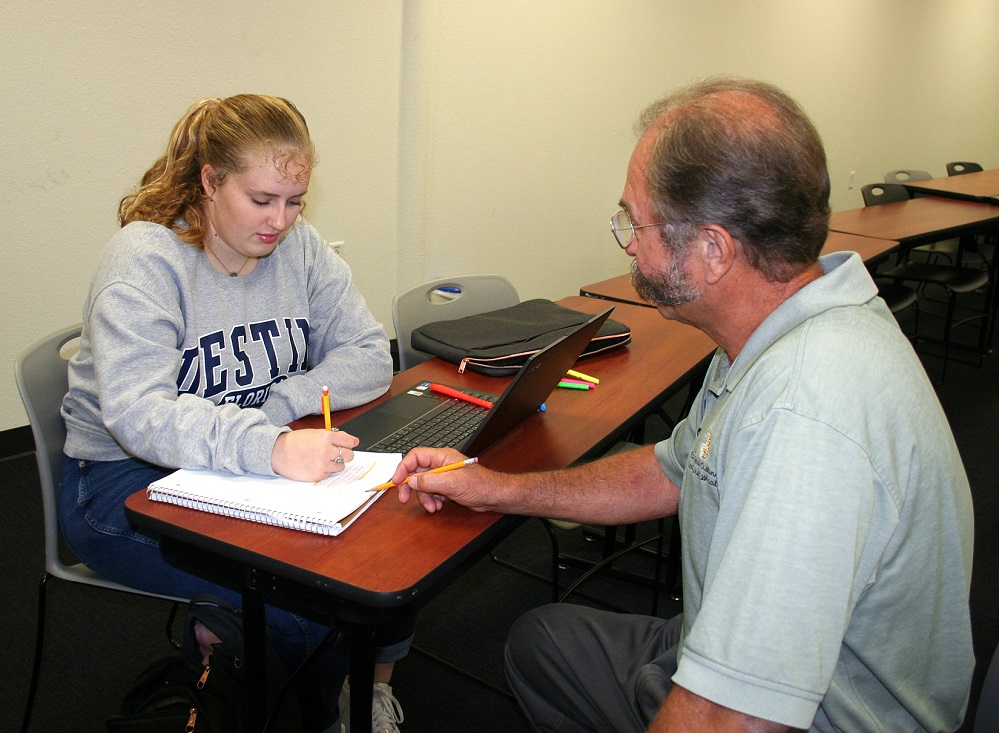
[118, 95, 315, 248]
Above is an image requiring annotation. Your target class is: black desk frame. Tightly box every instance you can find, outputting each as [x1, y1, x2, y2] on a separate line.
[143, 512, 524, 733]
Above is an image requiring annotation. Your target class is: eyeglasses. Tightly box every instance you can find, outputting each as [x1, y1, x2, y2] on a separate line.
[610, 209, 660, 249]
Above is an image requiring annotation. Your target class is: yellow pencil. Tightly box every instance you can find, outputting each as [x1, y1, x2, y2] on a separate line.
[322, 385, 332, 431]
[366, 457, 479, 492]
[566, 369, 599, 384]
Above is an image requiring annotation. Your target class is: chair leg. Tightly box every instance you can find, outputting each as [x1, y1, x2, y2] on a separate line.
[557, 530, 666, 604]
[488, 518, 566, 602]
[542, 519, 561, 603]
[21, 574, 50, 733]
[937, 293, 958, 386]
[651, 518, 666, 616]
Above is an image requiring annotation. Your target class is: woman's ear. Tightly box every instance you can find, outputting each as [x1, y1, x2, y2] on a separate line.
[201, 164, 218, 200]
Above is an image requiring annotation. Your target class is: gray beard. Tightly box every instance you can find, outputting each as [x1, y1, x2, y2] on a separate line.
[630, 257, 700, 308]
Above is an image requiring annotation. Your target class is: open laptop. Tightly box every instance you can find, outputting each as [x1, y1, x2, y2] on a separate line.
[341, 307, 614, 456]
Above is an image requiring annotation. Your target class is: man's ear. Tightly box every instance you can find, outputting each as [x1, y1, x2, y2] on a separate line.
[698, 224, 738, 285]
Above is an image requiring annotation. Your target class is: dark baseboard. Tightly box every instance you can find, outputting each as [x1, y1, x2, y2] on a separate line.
[1, 425, 34, 459]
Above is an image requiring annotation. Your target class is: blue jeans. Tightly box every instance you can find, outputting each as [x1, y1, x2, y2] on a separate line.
[61, 455, 413, 731]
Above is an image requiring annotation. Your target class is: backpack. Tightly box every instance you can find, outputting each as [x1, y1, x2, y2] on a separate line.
[106, 594, 303, 733]
[410, 298, 632, 376]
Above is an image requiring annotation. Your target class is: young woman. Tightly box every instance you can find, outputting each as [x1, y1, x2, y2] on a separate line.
[61, 94, 408, 732]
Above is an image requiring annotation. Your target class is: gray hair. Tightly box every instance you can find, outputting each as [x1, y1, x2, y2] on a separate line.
[637, 77, 830, 282]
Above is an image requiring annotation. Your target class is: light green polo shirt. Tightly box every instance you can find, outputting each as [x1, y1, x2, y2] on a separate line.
[656, 252, 974, 731]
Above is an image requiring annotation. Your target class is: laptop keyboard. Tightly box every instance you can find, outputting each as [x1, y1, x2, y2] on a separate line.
[368, 391, 494, 453]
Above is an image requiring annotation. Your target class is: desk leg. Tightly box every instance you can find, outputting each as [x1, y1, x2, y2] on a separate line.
[242, 582, 268, 732]
[349, 625, 376, 733]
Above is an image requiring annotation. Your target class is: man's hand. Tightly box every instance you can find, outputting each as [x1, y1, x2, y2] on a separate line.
[392, 447, 503, 514]
[271, 429, 360, 482]
[391, 444, 678, 527]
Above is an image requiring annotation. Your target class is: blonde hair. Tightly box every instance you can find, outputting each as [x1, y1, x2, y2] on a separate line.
[118, 94, 316, 248]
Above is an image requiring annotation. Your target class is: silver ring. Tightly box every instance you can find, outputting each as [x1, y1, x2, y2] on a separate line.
[334, 447, 345, 465]
[331, 427, 339, 432]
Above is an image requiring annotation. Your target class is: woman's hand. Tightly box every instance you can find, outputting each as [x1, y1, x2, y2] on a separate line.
[271, 429, 360, 482]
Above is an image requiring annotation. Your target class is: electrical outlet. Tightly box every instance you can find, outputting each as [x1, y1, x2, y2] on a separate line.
[848, 171, 855, 190]
[331, 240, 345, 257]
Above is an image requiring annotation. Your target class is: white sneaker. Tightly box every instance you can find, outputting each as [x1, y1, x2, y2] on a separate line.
[338, 678, 405, 733]
[338, 678, 350, 733]
[372, 682, 404, 733]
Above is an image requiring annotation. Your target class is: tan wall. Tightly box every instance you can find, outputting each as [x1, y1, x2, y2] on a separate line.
[4, 0, 998, 430]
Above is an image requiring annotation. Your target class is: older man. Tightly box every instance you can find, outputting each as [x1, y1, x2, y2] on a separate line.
[390, 78, 974, 732]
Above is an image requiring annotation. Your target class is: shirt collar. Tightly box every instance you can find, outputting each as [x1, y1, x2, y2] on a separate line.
[705, 251, 878, 397]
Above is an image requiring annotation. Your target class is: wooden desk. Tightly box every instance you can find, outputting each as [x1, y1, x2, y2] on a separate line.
[579, 269, 644, 307]
[579, 231, 899, 307]
[125, 296, 716, 731]
[831, 198, 999, 363]
[829, 196, 999, 246]
[902, 169, 999, 205]
[823, 230, 898, 261]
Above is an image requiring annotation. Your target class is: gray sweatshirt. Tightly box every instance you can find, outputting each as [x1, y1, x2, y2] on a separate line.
[62, 218, 393, 476]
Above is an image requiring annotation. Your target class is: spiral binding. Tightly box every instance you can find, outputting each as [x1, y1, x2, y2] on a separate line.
[146, 487, 344, 536]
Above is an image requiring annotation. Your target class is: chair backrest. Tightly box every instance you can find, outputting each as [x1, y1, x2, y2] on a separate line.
[392, 274, 519, 371]
[884, 169, 933, 184]
[975, 642, 999, 732]
[15, 326, 186, 600]
[15, 325, 85, 580]
[861, 182, 910, 207]
[16, 328, 194, 608]
[947, 161, 984, 176]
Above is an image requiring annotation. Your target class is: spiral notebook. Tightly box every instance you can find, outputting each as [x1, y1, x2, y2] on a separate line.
[146, 451, 402, 536]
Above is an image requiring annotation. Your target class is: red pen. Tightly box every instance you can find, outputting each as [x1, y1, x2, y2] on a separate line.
[429, 383, 494, 409]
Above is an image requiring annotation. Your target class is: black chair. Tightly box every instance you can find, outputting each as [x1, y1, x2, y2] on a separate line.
[883, 171, 961, 264]
[854, 185, 920, 332]
[862, 183, 992, 384]
[884, 168, 934, 185]
[943, 162, 995, 268]
[866, 178, 984, 275]
[882, 170, 998, 275]
[874, 280, 919, 329]
[947, 161, 984, 176]
[862, 182, 910, 206]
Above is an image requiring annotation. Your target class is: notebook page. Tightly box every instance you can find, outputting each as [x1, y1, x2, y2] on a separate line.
[147, 451, 402, 535]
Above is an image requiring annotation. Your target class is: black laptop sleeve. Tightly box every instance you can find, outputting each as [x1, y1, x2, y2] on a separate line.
[410, 299, 632, 376]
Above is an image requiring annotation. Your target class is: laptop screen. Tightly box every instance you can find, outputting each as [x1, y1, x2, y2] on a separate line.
[339, 307, 614, 456]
